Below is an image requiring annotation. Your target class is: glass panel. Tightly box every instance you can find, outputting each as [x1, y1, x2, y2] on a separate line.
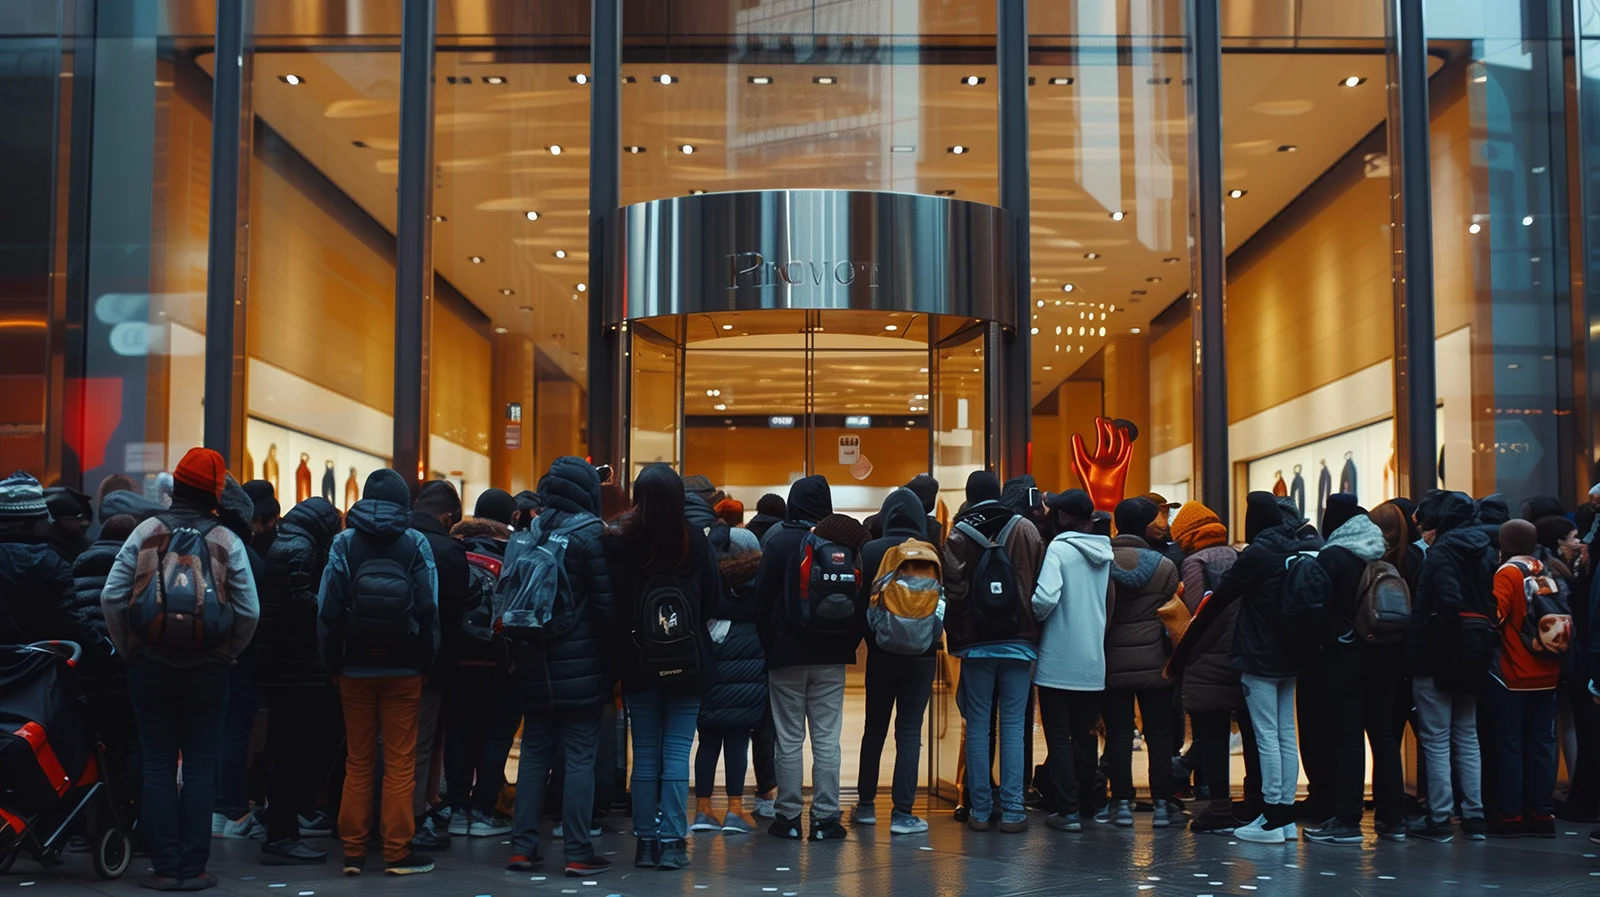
[682, 347, 808, 507]
[1582, 36, 1600, 486]
[629, 320, 681, 478]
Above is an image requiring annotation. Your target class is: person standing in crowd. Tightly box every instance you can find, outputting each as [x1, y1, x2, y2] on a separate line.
[1303, 504, 1408, 844]
[407, 481, 472, 851]
[612, 464, 719, 870]
[1, 471, 104, 648]
[747, 493, 786, 544]
[101, 450, 260, 891]
[1408, 491, 1495, 842]
[754, 475, 861, 842]
[852, 488, 942, 835]
[1296, 494, 1364, 823]
[317, 468, 439, 876]
[1486, 519, 1564, 837]
[944, 471, 1043, 832]
[691, 525, 767, 835]
[70, 513, 142, 828]
[714, 497, 744, 528]
[1573, 484, 1600, 547]
[213, 476, 269, 842]
[1167, 500, 1255, 834]
[743, 494, 785, 819]
[505, 458, 615, 878]
[511, 489, 542, 531]
[242, 479, 281, 556]
[1537, 511, 1600, 824]
[1142, 493, 1186, 566]
[1101, 497, 1184, 827]
[1032, 489, 1113, 832]
[42, 486, 92, 561]
[256, 496, 344, 865]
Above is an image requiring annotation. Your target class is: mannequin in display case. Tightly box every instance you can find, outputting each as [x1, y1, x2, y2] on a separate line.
[1339, 451, 1357, 496]
[322, 460, 336, 502]
[1316, 459, 1332, 527]
[263, 443, 280, 495]
[1289, 464, 1306, 518]
[1271, 470, 1288, 497]
[295, 452, 312, 503]
[344, 466, 359, 512]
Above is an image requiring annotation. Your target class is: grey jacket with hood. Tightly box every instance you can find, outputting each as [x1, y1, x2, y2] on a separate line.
[1033, 529, 1115, 691]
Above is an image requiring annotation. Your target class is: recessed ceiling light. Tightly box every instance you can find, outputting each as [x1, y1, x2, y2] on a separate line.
[1278, 144, 1298, 152]
[1521, 214, 1534, 226]
[1048, 76, 1073, 86]
[625, 145, 645, 154]
[570, 73, 589, 84]
[748, 76, 773, 85]
[722, 324, 733, 330]
[688, 189, 706, 195]
[1098, 327, 1106, 336]
[1031, 327, 1039, 335]
[1055, 325, 1063, 335]
[934, 189, 956, 196]
[547, 145, 562, 155]
[1036, 300, 1045, 308]
[493, 326, 508, 334]
[961, 75, 985, 86]
[1109, 210, 1126, 221]
[499, 288, 514, 296]
[1339, 75, 1367, 87]
[1042, 364, 1054, 371]
[891, 144, 916, 153]
[350, 140, 369, 148]
[1083, 252, 1099, 259]
[657, 74, 677, 84]
[432, 214, 447, 222]
[1469, 222, 1482, 234]
[885, 324, 899, 331]
[1131, 328, 1142, 334]
[553, 249, 567, 259]
[1228, 189, 1247, 198]
[524, 210, 540, 221]
[948, 145, 969, 155]
[813, 75, 837, 85]
[483, 75, 506, 85]
[517, 305, 531, 311]
[279, 74, 305, 86]
[1146, 276, 1162, 283]
[1162, 256, 1180, 263]
[679, 144, 696, 154]
[713, 403, 727, 411]
[469, 256, 484, 264]
[1062, 283, 1075, 292]
[576, 283, 587, 292]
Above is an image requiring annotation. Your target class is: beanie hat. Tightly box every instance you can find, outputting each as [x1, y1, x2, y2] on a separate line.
[1244, 491, 1283, 542]
[727, 525, 761, 558]
[1171, 500, 1229, 553]
[242, 479, 279, 520]
[715, 498, 744, 527]
[1113, 497, 1160, 541]
[1319, 493, 1365, 538]
[965, 470, 1002, 505]
[0, 471, 49, 519]
[1534, 515, 1576, 553]
[682, 475, 717, 503]
[813, 513, 870, 553]
[173, 447, 228, 500]
[756, 493, 786, 519]
[363, 468, 413, 508]
[1500, 518, 1538, 558]
[473, 487, 516, 525]
[906, 474, 940, 513]
[1046, 488, 1095, 522]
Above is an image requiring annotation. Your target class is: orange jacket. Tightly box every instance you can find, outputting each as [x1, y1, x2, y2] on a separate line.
[1492, 557, 1561, 691]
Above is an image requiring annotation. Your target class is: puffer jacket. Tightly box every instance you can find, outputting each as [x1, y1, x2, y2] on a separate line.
[0, 524, 106, 651]
[1317, 515, 1403, 681]
[1170, 544, 1242, 712]
[68, 537, 125, 698]
[452, 518, 509, 560]
[1105, 534, 1179, 691]
[507, 456, 617, 710]
[1226, 523, 1323, 679]
[316, 490, 438, 678]
[700, 548, 765, 729]
[1409, 492, 1497, 690]
[943, 500, 1044, 654]
[257, 498, 342, 689]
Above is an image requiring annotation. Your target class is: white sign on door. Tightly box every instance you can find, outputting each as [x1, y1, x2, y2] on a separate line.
[838, 435, 860, 466]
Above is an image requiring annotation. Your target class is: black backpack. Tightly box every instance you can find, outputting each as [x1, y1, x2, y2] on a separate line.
[1275, 548, 1331, 646]
[954, 516, 1025, 640]
[635, 574, 701, 684]
[460, 551, 501, 645]
[793, 531, 861, 634]
[127, 516, 232, 651]
[342, 533, 420, 666]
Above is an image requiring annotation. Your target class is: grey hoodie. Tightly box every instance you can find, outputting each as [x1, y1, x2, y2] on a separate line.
[1032, 529, 1115, 691]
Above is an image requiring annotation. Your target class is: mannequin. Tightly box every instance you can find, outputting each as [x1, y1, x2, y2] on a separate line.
[1289, 464, 1306, 518]
[295, 453, 312, 504]
[264, 443, 280, 496]
[322, 460, 336, 502]
[1316, 459, 1332, 525]
[1339, 451, 1358, 496]
[1271, 470, 1288, 497]
[344, 466, 359, 512]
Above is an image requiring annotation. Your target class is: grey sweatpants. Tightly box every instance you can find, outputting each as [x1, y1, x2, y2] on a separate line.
[769, 664, 847, 822]
[1413, 675, 1483, 823]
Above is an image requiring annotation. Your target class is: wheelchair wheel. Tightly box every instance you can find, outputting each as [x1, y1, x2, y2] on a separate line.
[91, 826, 131, 880]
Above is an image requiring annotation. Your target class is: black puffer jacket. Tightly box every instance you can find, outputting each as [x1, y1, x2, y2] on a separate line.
[257, 498, 342, 689]
[1105, 534, 1179, 691]
[1225, 523, 1323, 679]
[701, 541, 766, 729]
[69, 537, 125, 698]
[507, 457, 617, 710]
[1409, 492, 1497, 690]
[0, 525, 104, 650]
[753, 476, 862, 669]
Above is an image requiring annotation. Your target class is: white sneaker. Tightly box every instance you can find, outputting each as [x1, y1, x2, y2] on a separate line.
[1282, 822, 1299, 841]
[469, 811, 513, 837]
[1234, 814, 1285, 844]
[753, 797, 776, 819]
[446, 807, 469, 836]
[889, 814, 929, 835]
[212, 812, 226, 838]
[217, 810, 266, 840]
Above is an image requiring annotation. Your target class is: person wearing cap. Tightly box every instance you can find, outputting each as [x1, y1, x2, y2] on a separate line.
[101, 448, 261, 890]
[1575, 483, 1600, 547]
[242, 479, 281, 556]
[0, 471, 105, 649]
[511, 489, 543, 531]
[42, 485, 93, 561]
[1141, 492, 1185, 566]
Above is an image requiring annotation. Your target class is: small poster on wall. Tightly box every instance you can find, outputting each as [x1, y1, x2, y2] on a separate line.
[838, 435, 860, 466]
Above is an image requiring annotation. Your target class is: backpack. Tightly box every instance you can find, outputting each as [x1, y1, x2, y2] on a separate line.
[127, 516, 232, 651]
[460, 551, 502, 645]
[342, 532, 421, 666]
[1353, 560, 1411, 645]
[867, 539, 945, 654]
[634, 574, 702, 684]
[1504, 560, 1574, 655]
[954, 517, 1025, 640]
[494, 515, 594, 642]
[793, 531, 861, 634]
[1275, 548, 1331, 644]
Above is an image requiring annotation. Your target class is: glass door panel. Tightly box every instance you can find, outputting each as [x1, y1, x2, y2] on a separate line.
[629, 320, 681, 478]
[682, 348, 809, 509]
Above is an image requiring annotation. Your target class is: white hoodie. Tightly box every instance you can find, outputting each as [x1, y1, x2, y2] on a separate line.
[1032, 530, 1115, 690]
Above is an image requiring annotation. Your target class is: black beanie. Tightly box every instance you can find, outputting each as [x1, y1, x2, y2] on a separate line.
[363, 468, 412, 508]
[906, 474, 939, 514]
[1114, 497, 1159, 540]
[965, 470, 1001, 505]
[756, 493, 786, 519]
[473, 487, 516, 525]
[1320, 493, 1365, 538]
[1244, 491, 1282, 543]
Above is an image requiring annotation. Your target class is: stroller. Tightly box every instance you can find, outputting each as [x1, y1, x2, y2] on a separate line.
[0, 641, 132, 879]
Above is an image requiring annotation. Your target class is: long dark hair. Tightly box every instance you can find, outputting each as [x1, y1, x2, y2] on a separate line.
[616, 463, 688, 574]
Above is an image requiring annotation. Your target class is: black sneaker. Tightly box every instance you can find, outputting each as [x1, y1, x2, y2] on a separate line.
[341, 855, 366, 876]
[634, 838, 661, 868]
[411, 816, 451, 851]
[1374, 820, 1407, 842]
[1304, 819, 1363, 844]
[768, 814, 802, 840]
[565, 855, 612, 877]
[385, 851, 434, 875]
[1189, 809, 1236, 835]
[952, 804, 970, 822]
[810, 818, 848, 841]
[1408, 817, 1454, 843]
[137, 876, 183, 892]
[1487, 815, 1525, 839]
[506, 853, 542, 872]
[262, 838, 327, 865]
[1461, 816, 1487, 841]
[656, 840, 689, 870]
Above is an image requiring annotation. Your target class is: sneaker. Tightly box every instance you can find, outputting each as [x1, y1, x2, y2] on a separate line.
[1589, 827, 1600, 845]
[261, 838, 327, 865]
[469, 810, 513, 838]
[656, 841, 688, 871]
[722, 814, 756, 835]
[385, 851, 434, 875]
[1281, 822, 1299, 841]
[411, 815, 450, 850]
[175, 873, 218, 891]
[754, 797, 777, 819]
[1152, 799, 1186, 828]
[341, 854, 365, 876]
[506, 854, 542, 872]
[810, 818, 848, 841]
[634, 838, 661, 868]
[1045, 812, 1082, 832]
[1487, 815, 1525, 839]
[1527, 814, 1556, 838]
[447, 807, 469, 836]
[768, 815, 802, 840]
[297, 812, 334, 838]
[1024, 788, 1045, 809]
[690, 811, 723, 832]
[889, 812, 929, 835]
[1375, 820, 1408, 842]
[1461, 816, 1487, 841]
[1234, 814, 1285, 844]
[1105, 799, 1134, 827]
[851, 804, 877, 826]
[565, 855, 612, 877]
[999, 817, 1029, 834]
[1189, 808, 1237, 835]
[138, 875, 184, 891]
[967, 813, 992, 832]
[215, 811, 265, 840]
[1408, 817, 1455, 842]
[1304, 819, 1363, 844]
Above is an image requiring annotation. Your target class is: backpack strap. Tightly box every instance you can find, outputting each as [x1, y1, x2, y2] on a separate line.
[994, 515, 1023, 546]
[954, 519, 1002, 548]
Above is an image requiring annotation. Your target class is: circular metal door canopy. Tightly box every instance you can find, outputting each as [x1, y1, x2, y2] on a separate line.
[602, 189, 1014, 328]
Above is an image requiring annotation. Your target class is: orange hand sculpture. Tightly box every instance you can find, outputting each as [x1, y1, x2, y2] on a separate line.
[1071, 416, 1135, 512]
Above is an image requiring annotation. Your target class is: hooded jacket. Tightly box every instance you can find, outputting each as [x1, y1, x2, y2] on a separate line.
[256, 498, 342, 689]
[1409, 492, 1497, 689]
[753, 476, 861, 669]
[1170, 543, 1243, 713]
[1032, 530, 1115, 690]
[943, 500, 1044, 654]
[507, 457, 617, 709]
[859, 489, 942, 661]
[747, 512, 783, 545]
[1224, 522, 1323, 679]
[66, 536, 127, 698]
[1316, 515, 1403, 681]
[409, 508, 471, 680]
[609, 521, 720, 695]
[701, 528, 767, 729]
[452, 518, 510, 560]
[1105, 533, 1180, 691]
[315, 475, 439, 678]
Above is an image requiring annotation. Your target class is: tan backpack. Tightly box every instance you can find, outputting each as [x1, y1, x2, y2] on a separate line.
[867, 539, 944, 654]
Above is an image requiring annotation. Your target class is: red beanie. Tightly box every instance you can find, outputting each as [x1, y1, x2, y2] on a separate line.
[174, 447, 227, 499]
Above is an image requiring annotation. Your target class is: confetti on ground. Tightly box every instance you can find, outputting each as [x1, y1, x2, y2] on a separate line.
[18, 884, 34, 888]
[919, 846, 933, 851]
[1138, 887, 1155, 892]
[1240, 887, 1257, 892]
[241, 877, 257, 881]
[268, 885, 286, 889]
[298, 891, 315, 895]
[1284, 864, 1297, 869]
[777, 867, 790, 871]
[1209, 881, 1223, 886]
[1148, 876, 1161, 881]
[530, 876, 546, 882]
[1257, 876, 1271, 880]
[1193, 873, 1207, 877]
[1221, 862, 1235, 866]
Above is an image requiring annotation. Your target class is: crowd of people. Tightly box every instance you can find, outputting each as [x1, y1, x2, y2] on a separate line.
[2, 447, 1598, 891]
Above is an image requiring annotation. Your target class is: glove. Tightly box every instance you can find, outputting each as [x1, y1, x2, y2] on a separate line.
[1071, 416, 1134, 513]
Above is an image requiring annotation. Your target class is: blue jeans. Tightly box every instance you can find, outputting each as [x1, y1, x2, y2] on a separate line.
[956, 658, 1032, 824]
[215, 646, 259, 817]
[1486, 680, 1558, 819]
[128, 658, 228, 878]
[627, 689, 701, 840]
[510, 705, 601, 862]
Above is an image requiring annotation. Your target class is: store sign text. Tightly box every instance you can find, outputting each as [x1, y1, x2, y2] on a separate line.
[727, 252, 882, 293]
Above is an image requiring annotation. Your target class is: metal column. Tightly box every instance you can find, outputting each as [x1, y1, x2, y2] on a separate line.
[587, 0, 622, 470]
[1186, 0, 1229, 521]
[202, 0, 250, 464]
[997, 0, 1031, 479]
[392, 0, 435, 486]
[1386, 0, 1438, 496]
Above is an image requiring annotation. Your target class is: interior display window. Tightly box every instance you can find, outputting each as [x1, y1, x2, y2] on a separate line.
[244, 418, 388, 516]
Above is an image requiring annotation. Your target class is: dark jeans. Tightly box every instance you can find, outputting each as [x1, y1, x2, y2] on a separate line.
[128, 658, 228, 879]
[857, 653, 936, 815]
[1102, 686, 1176, 802]
[215, 647, 259, 818]
[1486, 681, 1558, 819]
[694, 725, 752, 798]
[443, 667, 521, 814]
[1036, 686, 1103, 816]
[627, 689, 702, 840]
[1297, 662, 1335, 812]
[264, 686, 345, 842]
[1562, 681, 1600, 817]
[1191, 709, 1261, 819]
[1328, 651, 1403, 827]
[753, 708, 777, 796]
[511, 705, 601, 861]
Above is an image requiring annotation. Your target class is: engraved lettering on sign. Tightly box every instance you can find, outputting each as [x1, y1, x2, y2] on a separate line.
[725, 252, 879, 293]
